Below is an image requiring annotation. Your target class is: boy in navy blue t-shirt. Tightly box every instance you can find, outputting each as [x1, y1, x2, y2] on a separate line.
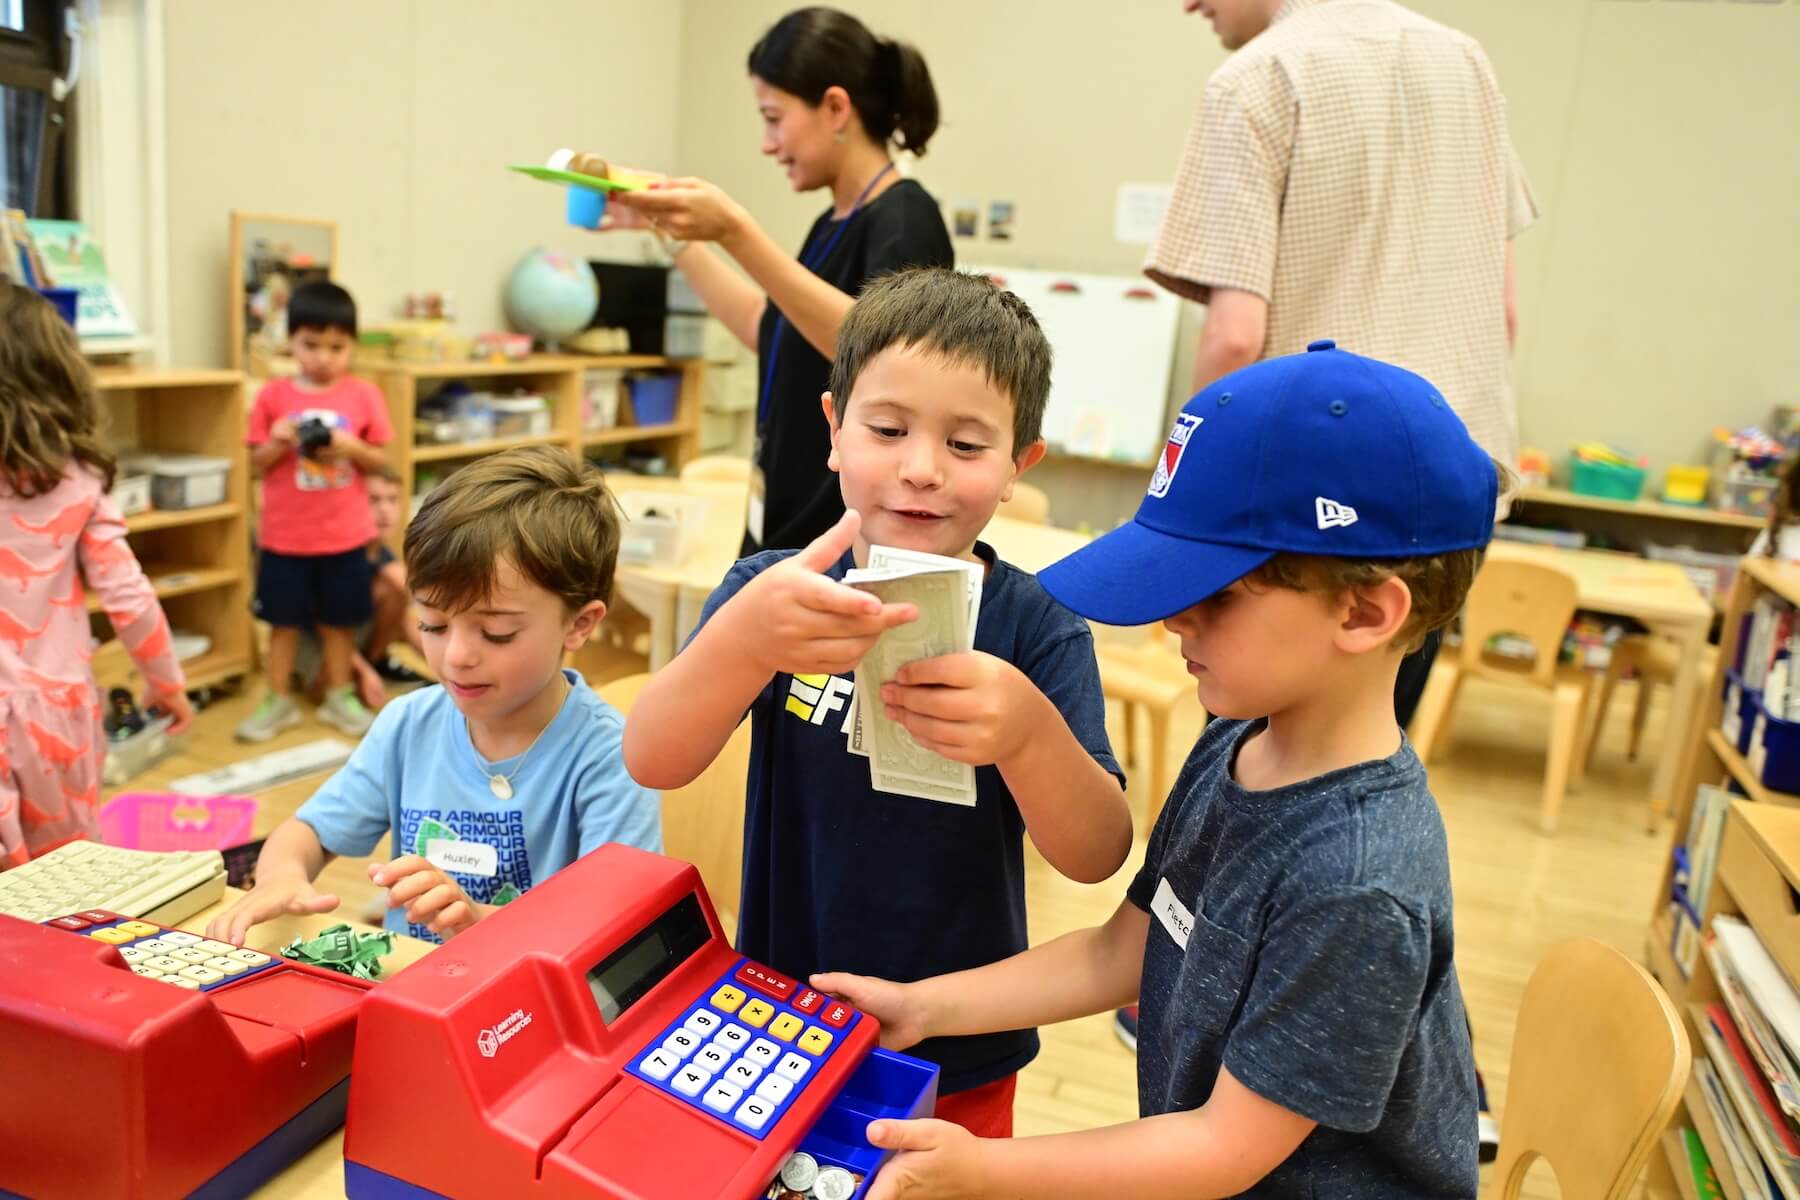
[820, 343, 1499, 1198]
[624, 269, 1131, 1136]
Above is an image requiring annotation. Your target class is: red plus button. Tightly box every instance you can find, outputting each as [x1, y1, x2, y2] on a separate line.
[793, 989, 824, 1015]
[733, 961, 796, 1001]
[820, 1000, 853, 1028]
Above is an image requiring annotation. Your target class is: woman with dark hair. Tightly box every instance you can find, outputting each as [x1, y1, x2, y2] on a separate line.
[611, 7, 953, 553]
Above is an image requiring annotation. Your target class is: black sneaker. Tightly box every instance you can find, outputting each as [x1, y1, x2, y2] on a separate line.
[1477, 1070, 1499, 1163]
[374, 656, 429, 688]
[1113, 1005, 1139, 1053]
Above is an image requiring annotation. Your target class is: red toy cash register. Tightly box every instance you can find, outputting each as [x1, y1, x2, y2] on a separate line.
[0, 909, 377, 1200]
[343, 843, 937, 1200]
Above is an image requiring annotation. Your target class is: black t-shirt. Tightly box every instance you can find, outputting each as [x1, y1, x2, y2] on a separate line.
[750, 178, 953, 554]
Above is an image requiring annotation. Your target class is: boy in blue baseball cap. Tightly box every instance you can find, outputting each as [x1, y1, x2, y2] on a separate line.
[816, 340, 1505, 1198]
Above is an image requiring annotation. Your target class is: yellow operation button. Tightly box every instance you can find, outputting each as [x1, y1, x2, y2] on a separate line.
[709, 985, 746, 1014]
[740, 999, 775, 1028]
[89, 927, 135, 944]
[769, 1013, 804, 1042]
[797, 1026, 833, 1056]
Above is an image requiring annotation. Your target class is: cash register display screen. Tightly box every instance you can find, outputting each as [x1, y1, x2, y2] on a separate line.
[586, 892, 710, 1025]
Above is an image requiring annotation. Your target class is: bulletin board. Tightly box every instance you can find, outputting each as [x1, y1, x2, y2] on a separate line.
[969, 265, 1183, 466]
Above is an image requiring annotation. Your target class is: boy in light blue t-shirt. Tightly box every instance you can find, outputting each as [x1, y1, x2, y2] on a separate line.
[208, 447, 659, 946]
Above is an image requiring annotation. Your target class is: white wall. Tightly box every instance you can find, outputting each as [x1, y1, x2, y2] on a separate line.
[159, 0, 683, 366]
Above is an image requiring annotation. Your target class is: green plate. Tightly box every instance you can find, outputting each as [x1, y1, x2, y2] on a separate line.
[507, 164, 646, 192]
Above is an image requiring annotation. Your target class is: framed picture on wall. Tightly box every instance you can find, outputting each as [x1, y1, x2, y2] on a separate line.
[228, 211, 338, 375]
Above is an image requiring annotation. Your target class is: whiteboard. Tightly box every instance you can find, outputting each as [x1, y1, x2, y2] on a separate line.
[968, 265, 1183, 467]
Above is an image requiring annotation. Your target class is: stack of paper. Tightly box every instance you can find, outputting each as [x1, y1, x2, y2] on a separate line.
[843, 546, 982, 806]
[1695, 916, 1800, 1198]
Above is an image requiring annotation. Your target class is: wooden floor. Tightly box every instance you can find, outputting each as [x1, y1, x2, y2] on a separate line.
[119, 655, 1685, 1198]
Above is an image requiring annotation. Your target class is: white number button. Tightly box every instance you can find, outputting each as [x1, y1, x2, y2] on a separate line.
[195, 940, 238, 956]
[685, 1009, 722, 1036]
[170, 947, 212, 964]
[179, 965, 223, 984]
[118, 946, 147, 962]
[727, 1060, 762, 1088]
[694, 1044, 730, 1073]
[158, 931, 201, 946]
[227, 949, 270, 966]
[640, 1048, 680, 1081]
[713, 1022, 750, 1051]
[147, 956, 186, 972]
[671, 1065, 710, 1097]
[204, 956, 249, 976]
[663, 1028, 702, 1058]
[734, 1096, 774, 1131]
[774, 1052, 811, 1083]
[754, 1074, 794, 1105]
[702, 1080, 743, 1113]
[744, 1038, 780, 1068]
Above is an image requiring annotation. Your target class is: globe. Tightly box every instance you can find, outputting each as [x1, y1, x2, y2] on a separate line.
[503, 247, 599, 345]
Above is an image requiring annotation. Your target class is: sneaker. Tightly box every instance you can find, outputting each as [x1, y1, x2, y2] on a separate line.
[1476, 1070, 1499, 1163]
[317, 685, 374, 737]
[373, 655, 429, 688]
[1113, 1005, 1139, 1053]
[235, 693, 301, 743]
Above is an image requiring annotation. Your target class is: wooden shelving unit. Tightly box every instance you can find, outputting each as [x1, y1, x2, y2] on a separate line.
[1643, 554, 1800, 1194]
[91, 366, 253, 694]
[370, 353, 704, 551]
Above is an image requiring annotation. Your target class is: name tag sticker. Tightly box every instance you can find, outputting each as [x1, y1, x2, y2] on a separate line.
[1151, 876, 1194, 950]
[426, 838, 498, 878]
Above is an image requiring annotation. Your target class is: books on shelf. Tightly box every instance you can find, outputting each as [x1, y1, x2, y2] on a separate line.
[1743, 594, 1800, 715]
[1674, 785, 1736, 976]
[1696, 917, 1800, 1198]
[14, 217, 137, 339]
[1676, 1125, 1727, 1200]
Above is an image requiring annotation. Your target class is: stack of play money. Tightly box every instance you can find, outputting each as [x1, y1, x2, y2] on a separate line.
[844, 545, 983, 807]
[278, 922, 394, 981]
[763, 1152, 864, 1199]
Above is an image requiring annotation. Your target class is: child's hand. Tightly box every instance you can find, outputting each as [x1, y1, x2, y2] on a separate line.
[148, 686, 193, 736]
[879, 652, 1041, 767]
[864, 1119, 990, 1200]
[204, 876, 341, 946]
[371, 856, 483, 937]
[267, 417, 297, 445]
[316, 428, 365, 463]
[809, 971, 931, 1051]
[735, 510, 917, 677]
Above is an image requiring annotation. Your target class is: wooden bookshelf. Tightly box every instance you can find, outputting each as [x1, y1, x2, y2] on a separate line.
[1644, 540, 1800, 1194]
[370, 353, 704, 552]
[1517, 485, 1765, 532]
[92, 367, 254, 694]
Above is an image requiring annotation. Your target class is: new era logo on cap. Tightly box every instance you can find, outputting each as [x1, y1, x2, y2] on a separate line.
[1148, 413, 1203, 499]
[1315, 497, 1358, 530]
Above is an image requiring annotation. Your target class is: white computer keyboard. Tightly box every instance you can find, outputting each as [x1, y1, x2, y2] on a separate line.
[169, 737, 354, 796]
[0, 842, 227, 927]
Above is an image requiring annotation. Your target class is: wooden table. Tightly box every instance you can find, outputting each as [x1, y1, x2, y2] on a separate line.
[1485, 541, 1715, 826]
[608, 475, 1092, 669]
[171, 892, 437, 1199]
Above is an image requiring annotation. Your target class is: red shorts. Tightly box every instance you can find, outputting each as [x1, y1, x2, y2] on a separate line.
[930, 1073, 1016, 1138]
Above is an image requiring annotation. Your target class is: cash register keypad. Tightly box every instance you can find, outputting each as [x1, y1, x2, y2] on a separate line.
[627, 959, 860, 1140]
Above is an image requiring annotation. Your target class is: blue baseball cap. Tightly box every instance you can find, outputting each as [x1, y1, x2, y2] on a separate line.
[1039, 340, 1498, 626]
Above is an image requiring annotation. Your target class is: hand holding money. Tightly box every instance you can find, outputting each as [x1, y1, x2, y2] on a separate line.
[862, 1118, 987, 1200]
[372, 856, 483, 938]
[736, 510, 919, 677]
[878, 651, 1041, 768]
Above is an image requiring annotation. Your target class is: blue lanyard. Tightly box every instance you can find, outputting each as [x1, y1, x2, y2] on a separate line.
[759, 162, 897, 426]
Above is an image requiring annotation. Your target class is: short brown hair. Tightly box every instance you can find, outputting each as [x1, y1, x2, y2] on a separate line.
[0, 277, 115, 496]
[1247, 460, 1515, 653]
[828, 268, 1051, 456]
[404, 446, 622, 613]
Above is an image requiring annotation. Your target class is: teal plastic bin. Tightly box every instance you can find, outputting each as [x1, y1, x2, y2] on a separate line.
[1569, 458, 1647, 501]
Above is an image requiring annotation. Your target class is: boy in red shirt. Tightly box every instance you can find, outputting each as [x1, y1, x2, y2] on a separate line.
[238, 281, 392, 741]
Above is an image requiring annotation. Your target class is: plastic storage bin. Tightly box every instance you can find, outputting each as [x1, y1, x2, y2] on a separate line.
[1569, 458, 1647, 501]
[489, 395, 551, 438]
[1722, 671, 1759, 755]
[98, 792, 258, 851]
[149, 454, 230, 509]
[109, 471, 153, 517]
[1714, 468, 1780, 518]
[628, 373, 681, 426]
[1749, 697, 1800, 794]
[789, 1048, 939, 1200]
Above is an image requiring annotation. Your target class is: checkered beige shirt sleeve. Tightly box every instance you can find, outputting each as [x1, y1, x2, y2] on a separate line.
[1506, 140, 1540, 239]
[1145, 65, 1297, 306]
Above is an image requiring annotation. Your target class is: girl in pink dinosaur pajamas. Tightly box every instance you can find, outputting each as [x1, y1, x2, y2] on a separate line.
[0, 279, 193, 866]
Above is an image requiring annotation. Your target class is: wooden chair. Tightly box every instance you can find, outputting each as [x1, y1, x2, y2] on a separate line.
[1095, 626, 1200, 830]
[996, 481, 1050, 525]
[1585, 634, 1718, 768]
[679, 455, 753, 485]
[596, 673, 748, 929]
[1487, 938, 1689, 1200]
[1409, 559, 1595, 833]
